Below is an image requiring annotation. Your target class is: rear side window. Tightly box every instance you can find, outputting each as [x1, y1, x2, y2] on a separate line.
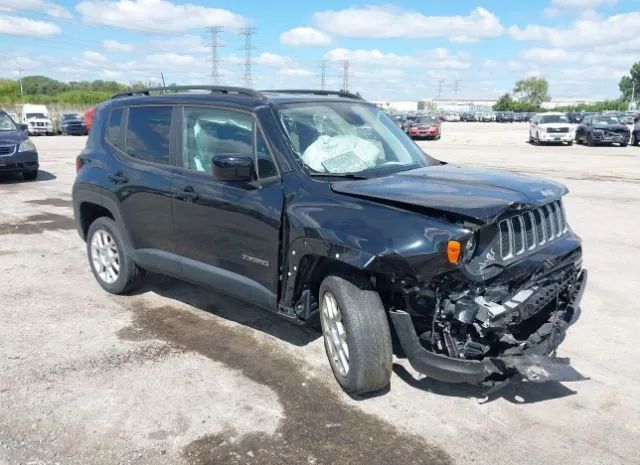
[105, 108, 124, 149]
[125, 106, 172, 164]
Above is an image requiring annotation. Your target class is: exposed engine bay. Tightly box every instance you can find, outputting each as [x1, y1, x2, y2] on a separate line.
[390, 248, 586, 387]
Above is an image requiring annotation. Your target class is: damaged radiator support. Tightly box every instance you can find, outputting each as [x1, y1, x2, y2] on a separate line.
[389, 268, 587, 385]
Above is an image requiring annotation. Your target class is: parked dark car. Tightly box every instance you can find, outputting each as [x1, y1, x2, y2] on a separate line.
[400, 114, 417, 133]
[73, 86, 587, 394]
[632, 119, 640, 146]
[575, 114, 630, 146]
[58, 112, 88, 135]
[496, 111, 515, 123]
[407, 115, 441, 140]
[0, 110, 39, 180]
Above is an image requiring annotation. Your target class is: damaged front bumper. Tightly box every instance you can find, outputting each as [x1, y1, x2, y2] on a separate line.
[390, 269, 587, 385]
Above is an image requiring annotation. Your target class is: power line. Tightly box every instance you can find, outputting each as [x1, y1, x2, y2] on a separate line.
[239, 27, 256, 88]
[207, 26, 223, 85]
[342, 60, 349, 92]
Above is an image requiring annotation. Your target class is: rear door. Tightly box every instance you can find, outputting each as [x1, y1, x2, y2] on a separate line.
[170, 105, 283, 309]
[104, 105, 180, 273]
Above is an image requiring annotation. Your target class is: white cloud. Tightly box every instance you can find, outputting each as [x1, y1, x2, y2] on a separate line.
[508, 11, 640, 48]
[280, 27, 332, 47]
[0, 0, 71, 19]
[254, 52, 293, 67]
[83, 50, 108, 63]
[146, 53, 198, 67]
[76, 0, 246, 33]
[543, 7, 560, 18]
[323, 48, 470, 70]
[150, 34, 207, 54]
[278, 68, 315, 77]
[313, 6, 503, 43]
[0, 15, 60, 37]
[551, 0, 616, 8]
[103, 39, 133, 53]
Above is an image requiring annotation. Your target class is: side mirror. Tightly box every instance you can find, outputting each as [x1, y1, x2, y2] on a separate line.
[212, 154, 256, 182]
[19, 123, 28, 131]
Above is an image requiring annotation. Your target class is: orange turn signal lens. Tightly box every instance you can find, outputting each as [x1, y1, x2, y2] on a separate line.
[447, 240, 461, 264]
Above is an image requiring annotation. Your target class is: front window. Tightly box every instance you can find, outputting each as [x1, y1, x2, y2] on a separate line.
[61, 113, 82, 120]
[592, 115, 620, 125]
[26, 113, 47, 119]
[0, 113, 17, 131]
[276, 102, 432, 176]
[415, 116, 437, 124]
[540, 114, 569, 124]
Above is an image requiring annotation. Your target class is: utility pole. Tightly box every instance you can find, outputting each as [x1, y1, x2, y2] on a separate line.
[320, 60, 327, 90]
[437, 79, 444, 99]
[342, 60, 349, 92]
[208, 26, 223, 85]
[239, 27, 256, 88]
[630, 82, 636, 110]
[18, 68, 24, 96]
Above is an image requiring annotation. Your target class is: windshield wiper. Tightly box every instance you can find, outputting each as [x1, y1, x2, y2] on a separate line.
[308, 172, 368, 180]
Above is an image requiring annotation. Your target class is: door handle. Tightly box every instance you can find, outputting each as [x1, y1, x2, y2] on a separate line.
[107, 171, 129, 184]
[176, 185, 200, 202]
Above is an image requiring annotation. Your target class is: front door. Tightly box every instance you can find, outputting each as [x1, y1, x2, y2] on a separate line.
[171, 105, 283, 309]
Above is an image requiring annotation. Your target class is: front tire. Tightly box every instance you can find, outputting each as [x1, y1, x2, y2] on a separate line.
[87, 217, 146, 294]
[319, 274, 392, 395]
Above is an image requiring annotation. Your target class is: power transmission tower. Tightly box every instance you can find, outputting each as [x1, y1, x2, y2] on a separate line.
[342, 60, 349, 92]
[320, 60, 327, 90]
[239, 27, 256, 88]
[208, 26, 223, 85]
[437, 79, 444, 99]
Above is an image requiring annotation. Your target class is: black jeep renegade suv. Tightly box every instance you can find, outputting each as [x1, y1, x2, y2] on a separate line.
[73, 86, 587, 394]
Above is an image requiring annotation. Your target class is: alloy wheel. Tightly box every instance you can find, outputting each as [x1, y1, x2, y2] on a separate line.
[320, 291, 350, 377]
[90, 229, 120, 284]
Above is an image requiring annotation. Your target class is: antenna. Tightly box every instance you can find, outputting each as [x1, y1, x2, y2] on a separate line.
[239, 27, 256, 88]
[18, 68, 24, 96]
[342, 60, 350, 92]
[320, 60, 327, 90]
[208, 26, 223, 85]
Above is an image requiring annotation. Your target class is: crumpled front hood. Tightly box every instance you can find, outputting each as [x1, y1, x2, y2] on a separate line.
[330, 164, 568, 224]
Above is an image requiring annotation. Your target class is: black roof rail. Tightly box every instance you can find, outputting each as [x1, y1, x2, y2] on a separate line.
[261, 89, 364, 100]
[111, 85, 264, 100]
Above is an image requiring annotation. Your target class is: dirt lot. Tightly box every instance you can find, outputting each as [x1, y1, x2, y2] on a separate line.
[1, 123, 639, 465]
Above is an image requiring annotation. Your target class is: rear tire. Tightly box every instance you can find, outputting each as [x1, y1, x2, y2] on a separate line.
[87, 217, 147, 294]
[586, 134, 594, 146]
[319, 274, 392, 395]
[567, 141, 573, 146]
[22, 170, 38, 181]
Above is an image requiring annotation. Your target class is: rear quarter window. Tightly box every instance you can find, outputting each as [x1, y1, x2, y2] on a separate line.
[124, 106, 172, 165]
[105, 108, 124, 149]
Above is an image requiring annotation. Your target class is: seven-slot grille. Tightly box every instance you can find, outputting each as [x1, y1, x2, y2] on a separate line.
[0, 145, 16, 156]
[547, 127, 569, 133]
[499, 200, 567, 260]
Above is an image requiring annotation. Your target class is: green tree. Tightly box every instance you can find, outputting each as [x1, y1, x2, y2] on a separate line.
[21, 75, 68, 95]
[513, 77, 550, 106]
[619, 62, 640, 103]
[493, 93, 514, 111]
[0, 79, 20, 104]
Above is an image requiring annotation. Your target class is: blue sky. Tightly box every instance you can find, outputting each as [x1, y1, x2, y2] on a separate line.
[1, 0, 638, 100]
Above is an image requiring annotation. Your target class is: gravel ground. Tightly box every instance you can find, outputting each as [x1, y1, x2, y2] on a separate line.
[1, 123, 638, 465]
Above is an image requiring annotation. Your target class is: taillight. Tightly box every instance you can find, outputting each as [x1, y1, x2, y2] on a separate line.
[76, 157, 83, 172]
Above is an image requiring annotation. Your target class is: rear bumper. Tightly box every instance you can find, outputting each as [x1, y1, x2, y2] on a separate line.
[390, 269, 587, 385]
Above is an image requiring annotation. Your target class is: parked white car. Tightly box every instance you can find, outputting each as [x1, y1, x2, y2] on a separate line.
[529, 112, 574, 145]
[21, 104, 53, 136]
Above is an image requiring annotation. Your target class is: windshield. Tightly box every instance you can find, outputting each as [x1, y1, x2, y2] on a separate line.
[277, 101, 433, 176]
[0, 113, 17, 131]
[540, 114, 569, 123]
[415, 116, 436, 124]
[61, 113, 81, 120]
[593, 115, 619, 125]
[26, 113, 47, 119]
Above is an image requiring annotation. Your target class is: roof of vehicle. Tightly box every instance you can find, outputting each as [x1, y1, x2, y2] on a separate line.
[107, 86, 367, 109]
